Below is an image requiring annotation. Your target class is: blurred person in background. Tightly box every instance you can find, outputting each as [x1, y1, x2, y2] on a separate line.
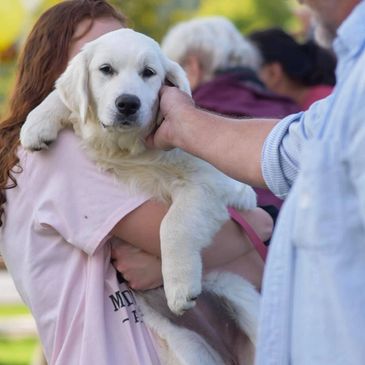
[0, 1, 270, 363]
[161, 16, 300, 218]
[249, 27, 337, 110]
[162, 16, 299, 120]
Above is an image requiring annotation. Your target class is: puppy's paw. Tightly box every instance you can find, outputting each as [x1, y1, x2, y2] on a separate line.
[165, 278, 201, 315]
[20, 117, 59, 151]
[163, 257, 202, 315]
[233, 185, 257, 211]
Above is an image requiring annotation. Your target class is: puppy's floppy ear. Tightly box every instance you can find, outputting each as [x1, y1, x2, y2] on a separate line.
[155, 58, 192, 127]
[164, 58, 192, 96]
[56, 51, 89, 124]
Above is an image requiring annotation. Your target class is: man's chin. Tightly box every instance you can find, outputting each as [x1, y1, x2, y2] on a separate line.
[314, 26, 335, 48]
[312, 19, 336, 49]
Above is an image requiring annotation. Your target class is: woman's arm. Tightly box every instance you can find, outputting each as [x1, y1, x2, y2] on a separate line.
[111, 200, 168, 257]
[111, 200, 271, 262]
[111, 200, 269, 290]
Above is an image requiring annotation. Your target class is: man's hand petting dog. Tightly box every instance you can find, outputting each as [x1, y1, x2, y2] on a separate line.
[145, 86, 195, 151]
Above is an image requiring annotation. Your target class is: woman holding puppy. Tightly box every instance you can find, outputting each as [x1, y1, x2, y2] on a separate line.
[0, 0, 270, 363]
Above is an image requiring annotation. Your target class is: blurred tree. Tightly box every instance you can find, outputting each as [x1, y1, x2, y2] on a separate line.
[197, 0, 293, 33]
[110, 0, 196, 41]
[110, 0, 296, 40]
[0, 0, 26, 52]
[36, 0, 61, 13]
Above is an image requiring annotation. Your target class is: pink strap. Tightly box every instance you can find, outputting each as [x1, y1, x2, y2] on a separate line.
[228, 207, 267, 262]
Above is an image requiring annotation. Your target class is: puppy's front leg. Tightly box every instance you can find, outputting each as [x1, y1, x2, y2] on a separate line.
[160, 185, 229, 315]
[20, 90, 70, 151]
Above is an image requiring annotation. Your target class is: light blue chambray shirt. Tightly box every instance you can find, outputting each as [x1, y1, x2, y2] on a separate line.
[257, 2, 365, 364]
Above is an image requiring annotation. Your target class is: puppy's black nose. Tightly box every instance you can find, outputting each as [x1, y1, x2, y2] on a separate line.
[115, 94, 141, 116]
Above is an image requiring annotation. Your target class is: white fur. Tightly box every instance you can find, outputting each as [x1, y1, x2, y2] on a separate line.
[21, 29, 259, 364]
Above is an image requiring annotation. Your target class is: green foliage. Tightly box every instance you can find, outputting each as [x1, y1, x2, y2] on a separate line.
[0, 305, 37, 365]
[109, 0, 195, 41]
[197, 0, 293, 33]
[109, 0, 296, 41]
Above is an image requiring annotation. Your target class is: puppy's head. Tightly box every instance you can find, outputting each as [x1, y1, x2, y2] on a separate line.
[56, 29, 190, 141]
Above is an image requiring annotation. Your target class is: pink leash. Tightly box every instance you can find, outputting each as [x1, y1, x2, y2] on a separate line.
[228, 207, 268, 262]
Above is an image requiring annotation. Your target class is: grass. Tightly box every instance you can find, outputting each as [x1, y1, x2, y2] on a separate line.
[0, 305, 39, 365]
[0, 338, 38, 365]
[0, 305, 30, 317]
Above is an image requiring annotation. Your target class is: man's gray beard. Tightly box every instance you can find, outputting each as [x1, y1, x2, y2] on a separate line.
[312, 17, 336, 49]
[314, 24, 336, 49]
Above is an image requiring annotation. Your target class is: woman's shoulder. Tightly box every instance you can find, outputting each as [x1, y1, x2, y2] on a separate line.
[44, 128, 83, 155]
[18, 128, 95, 183]
[20, 128, 84, 164]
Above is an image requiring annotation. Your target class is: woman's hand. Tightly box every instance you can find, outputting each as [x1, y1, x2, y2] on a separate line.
[239, 207, 273, 242]
[110, 238, 163, 291]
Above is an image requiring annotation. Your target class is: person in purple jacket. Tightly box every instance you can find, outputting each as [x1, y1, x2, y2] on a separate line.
[161, 16, 299, 220]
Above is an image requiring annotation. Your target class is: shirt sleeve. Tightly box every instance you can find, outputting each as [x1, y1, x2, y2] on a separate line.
[29, 130, 150, 255]
[261, 97, 332, 198]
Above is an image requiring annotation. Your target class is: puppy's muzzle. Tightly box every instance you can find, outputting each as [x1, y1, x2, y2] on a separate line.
[115, 94, 141, 120]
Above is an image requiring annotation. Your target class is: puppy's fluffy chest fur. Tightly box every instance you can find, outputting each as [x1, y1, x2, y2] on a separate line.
[78, 124, 218, 204]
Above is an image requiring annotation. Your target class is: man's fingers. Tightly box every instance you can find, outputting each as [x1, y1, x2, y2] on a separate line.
[144, 134, 156, 149]
[159, 84, 176, 97]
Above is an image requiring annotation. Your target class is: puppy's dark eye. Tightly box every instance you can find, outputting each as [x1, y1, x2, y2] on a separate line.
[142, 67, 156, 78]
[99, 64, 114, 75]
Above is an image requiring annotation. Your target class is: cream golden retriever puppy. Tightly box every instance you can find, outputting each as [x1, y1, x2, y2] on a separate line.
[21, 29, 259, 364]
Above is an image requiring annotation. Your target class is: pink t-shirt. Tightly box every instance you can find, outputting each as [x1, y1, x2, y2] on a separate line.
[0, 130, 161, 364]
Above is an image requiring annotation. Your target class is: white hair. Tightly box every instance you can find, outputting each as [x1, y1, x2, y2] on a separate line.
[161, 16, 261, 81]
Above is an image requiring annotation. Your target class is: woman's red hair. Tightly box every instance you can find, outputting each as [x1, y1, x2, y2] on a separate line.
[0, 0, 127, 226]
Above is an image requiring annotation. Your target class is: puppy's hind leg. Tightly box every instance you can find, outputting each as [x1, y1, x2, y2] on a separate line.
[203, 271, 260, 346]
[136, 292, 224, 365]
[20, 90, 70, 151]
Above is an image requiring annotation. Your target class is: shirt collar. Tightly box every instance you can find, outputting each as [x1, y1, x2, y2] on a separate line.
[334, 0, 365, 59]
